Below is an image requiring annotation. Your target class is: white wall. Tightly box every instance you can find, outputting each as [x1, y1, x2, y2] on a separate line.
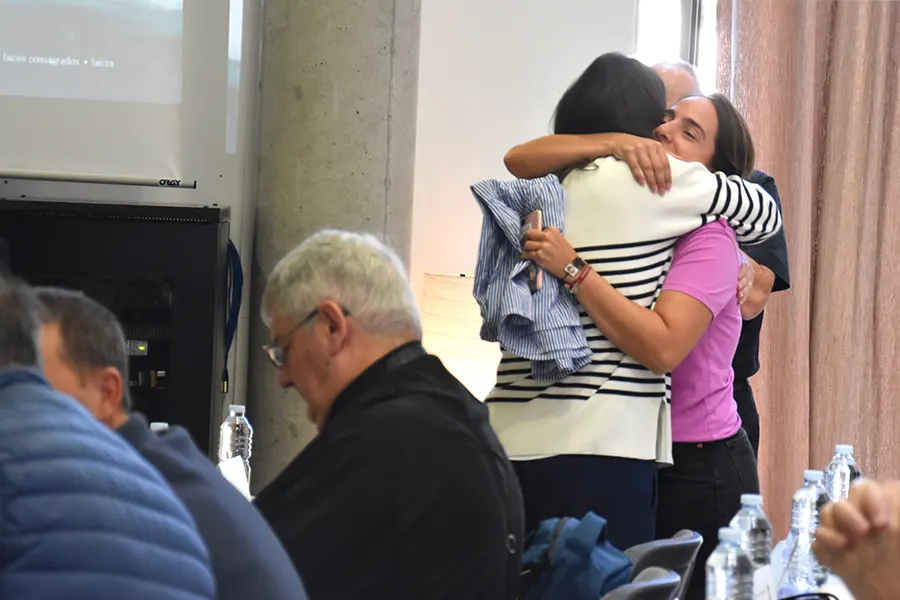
[410, 0, 639, 303]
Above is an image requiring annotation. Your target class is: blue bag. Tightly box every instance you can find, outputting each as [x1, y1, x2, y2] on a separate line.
[520, 512, 632, 600]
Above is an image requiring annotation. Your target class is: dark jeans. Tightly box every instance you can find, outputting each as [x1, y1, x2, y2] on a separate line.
[733, 378, 760, 458]
[656, 428, 760, 600]
[512, 454, 658, 551]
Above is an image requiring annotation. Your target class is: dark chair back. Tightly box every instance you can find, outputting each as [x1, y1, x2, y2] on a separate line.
[624, 530, 703, 600]
[600, 567, 680, 600]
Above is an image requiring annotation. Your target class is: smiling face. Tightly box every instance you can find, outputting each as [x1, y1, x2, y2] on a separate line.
[654, 95, 718, 170]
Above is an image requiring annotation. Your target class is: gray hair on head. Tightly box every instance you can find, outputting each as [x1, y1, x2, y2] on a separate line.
[0, 275, 45, 369]
[262, 230, 422, 338]
[652, 59, 698, 80]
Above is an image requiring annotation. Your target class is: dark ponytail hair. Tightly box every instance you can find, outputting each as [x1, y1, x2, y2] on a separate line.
[553, 53, 667, 139]
[707, 93, 756, 178]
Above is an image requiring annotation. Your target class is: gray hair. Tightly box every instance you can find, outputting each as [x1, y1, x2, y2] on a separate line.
[35, 287, 133, 412]
[263, 230, 422, 338]
[653, 59, 699, 80]
[0, 276, 44, 369]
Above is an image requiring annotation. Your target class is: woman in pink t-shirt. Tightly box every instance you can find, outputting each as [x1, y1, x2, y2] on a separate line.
[514, 94, 762, 600]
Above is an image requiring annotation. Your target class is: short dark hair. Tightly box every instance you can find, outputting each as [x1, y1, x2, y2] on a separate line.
[553, 52, 667, 139]
[35, 287, 132, 411]
[707, 93, 756, 179]
[0, 276, 44, 368]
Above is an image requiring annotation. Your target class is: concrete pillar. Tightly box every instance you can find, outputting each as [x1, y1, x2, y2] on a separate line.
[248, 0, 421, 490]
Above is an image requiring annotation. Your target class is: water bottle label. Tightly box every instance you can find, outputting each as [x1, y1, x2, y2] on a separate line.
[753, 565, 777, 600]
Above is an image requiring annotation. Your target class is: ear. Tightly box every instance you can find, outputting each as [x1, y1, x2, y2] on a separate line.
[317, 300, 350, 354]
[94, 366, 125, 420]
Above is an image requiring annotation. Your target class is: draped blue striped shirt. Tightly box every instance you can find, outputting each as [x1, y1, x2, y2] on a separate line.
[471, 175, 591, 381]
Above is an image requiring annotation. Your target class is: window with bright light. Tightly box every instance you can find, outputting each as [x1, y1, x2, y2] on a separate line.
[635, 0, 720, 95]
[634, 0, 683, 67]
[695, 0, 719, 94]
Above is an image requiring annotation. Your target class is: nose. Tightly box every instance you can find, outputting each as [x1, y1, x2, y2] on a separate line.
[655, 121, 674, 143]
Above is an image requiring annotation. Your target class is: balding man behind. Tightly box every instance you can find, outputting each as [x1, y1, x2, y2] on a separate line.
[0, 276, 215, 599]
[35, 287, 308, 600]
[653, 60, 702, 108]
[254, 230, 524, 600]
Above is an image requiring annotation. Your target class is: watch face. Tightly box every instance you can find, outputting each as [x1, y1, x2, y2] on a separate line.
[565, 264, 580, 277]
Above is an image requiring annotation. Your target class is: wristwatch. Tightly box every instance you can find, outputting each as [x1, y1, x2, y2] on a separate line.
[563, 256, 588, 281]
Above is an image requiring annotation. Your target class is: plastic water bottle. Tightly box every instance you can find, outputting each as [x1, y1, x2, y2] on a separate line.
[809, 473, 832, 586]
[706, 527, 753, 600]
[824, 444, 862, 502]
[217, 404, 253, 484]
[149, 421, 169, 432]
[729, 493, 773, 568]
[783, 470, 825, 594]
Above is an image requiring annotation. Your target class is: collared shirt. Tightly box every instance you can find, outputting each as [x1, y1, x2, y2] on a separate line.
[471, 174, 592, 381]
[486, 156, 783, 465]
[254, 342, 524, 600]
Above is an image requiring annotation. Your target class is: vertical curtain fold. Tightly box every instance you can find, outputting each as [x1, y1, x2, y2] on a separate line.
[717, 0, 900, 537]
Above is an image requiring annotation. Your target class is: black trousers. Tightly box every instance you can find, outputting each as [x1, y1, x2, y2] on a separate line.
[733, 378, 760, 458]
[512, 454, 658, 551]
[655, 428, 760, 600]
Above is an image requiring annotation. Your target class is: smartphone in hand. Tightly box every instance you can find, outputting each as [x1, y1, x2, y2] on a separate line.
[521, 210, 543, 293]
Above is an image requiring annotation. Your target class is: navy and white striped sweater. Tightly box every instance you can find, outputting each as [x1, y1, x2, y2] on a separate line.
[482, 156, 782, 465]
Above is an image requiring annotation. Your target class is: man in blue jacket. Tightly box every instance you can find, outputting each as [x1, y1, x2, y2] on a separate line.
[35, 286, 308, 600]
[0, 276, 216, 600]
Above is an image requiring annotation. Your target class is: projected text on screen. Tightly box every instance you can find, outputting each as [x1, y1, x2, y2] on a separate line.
[0, 0, 183, 105]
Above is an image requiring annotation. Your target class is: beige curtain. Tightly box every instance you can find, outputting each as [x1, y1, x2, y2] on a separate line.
[717, 0, 900, 537]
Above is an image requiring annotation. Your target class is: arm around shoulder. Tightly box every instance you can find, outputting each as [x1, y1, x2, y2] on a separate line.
[669, 159, 783, 244]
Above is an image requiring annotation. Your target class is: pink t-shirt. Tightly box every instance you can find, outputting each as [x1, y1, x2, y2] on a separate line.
[662, 219, 743, 443]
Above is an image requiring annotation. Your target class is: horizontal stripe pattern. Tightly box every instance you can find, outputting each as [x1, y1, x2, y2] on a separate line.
[481, 157, 783, 463]
[488, 236, 674, 405]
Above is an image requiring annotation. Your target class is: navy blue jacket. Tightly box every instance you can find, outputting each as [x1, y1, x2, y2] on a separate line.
[118, 413, 308, 600]
[0, 368, 215, 600]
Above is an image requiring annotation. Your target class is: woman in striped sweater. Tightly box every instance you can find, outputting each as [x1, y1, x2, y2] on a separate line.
[485, 53, 777, 557]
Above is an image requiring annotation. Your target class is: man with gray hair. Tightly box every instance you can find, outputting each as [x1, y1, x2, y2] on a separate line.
[35, 286, 309, 600]
[254, 229, 524, 600]
[0, 276, 215, 598]
[653, 60, 702, 108]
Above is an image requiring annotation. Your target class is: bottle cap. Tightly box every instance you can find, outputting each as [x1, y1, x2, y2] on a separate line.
[741, 493, 763, 506]
[835, 444, 854, 455]
[149, 422, 169, 432]
[718, 528, 742, 544]
[228, 404, 245, 414]
[804, 469, 824, 482]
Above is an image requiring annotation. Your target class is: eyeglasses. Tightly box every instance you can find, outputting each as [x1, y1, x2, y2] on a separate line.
[262, 306, 351, 368]
[263, 308, 319, 368]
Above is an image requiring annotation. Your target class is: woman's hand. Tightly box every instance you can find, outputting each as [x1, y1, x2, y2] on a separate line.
[737, 252, 753, 305]
[521, 227, 578, 280]
[605, 133, 672, 195]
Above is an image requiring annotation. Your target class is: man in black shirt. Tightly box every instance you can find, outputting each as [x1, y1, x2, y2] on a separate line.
[254, 229, 524, 600]
[733, 171, 791, 457]
[0, 236, 9, 276]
